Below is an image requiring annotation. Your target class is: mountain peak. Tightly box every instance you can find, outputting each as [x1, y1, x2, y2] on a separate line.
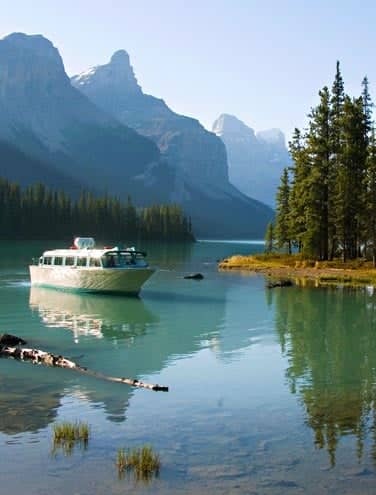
[72, 49, 141, 95]
[0, 32, 68, 98]
[256, 128, 286, 148]
[212, 114, 257, 141]
[110, 49, 130, 65]
[2, 32, 54, 52]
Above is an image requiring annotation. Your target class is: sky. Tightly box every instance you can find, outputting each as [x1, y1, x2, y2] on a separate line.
[2, 0, 376, 141]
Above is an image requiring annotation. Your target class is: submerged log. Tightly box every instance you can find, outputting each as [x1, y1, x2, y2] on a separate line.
[0, 336, 168, 392]
[0, 334, 27, 346]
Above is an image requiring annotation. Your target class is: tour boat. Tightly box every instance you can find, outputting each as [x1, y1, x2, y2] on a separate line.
[29, 237, 155, 295]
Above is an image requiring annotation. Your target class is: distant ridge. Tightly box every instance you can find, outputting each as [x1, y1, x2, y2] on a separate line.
[213, 114, 290, 206]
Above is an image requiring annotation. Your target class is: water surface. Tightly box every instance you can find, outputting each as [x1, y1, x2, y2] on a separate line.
[1, 240, 376, 494]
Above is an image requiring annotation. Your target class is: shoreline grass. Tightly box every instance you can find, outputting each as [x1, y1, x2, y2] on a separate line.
[218, 253, 376, 287]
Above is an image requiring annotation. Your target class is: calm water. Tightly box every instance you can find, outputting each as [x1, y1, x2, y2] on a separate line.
[1, 240, 376, 494]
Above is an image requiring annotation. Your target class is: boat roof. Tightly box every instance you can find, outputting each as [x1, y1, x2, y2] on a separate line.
[42, 248, 146, 258]
[42, 248, 109, 258]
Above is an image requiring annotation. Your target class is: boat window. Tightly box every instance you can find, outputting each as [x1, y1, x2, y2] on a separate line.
[120, 253, 134, 265]
[102, 254, 118, 268]
[54, 256, 63, 266]
[89, 258, 101, 267]
[65, 257, 75, 266]
[77, 257, 87, 267]
[43, 257, 52, 265]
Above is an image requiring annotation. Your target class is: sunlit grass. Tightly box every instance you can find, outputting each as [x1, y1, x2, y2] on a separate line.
[52, 420, 90, 456]
[219, 253, 376, 286]
[116, 445, 160, 481]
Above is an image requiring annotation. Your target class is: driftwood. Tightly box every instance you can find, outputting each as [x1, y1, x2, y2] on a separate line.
[0, 335, 168, 392]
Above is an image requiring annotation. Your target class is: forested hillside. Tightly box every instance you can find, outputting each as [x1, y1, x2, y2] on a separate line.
[0, 178, 194, 241]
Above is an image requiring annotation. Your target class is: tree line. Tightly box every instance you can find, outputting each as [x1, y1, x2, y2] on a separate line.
[0, 178, 194, 241]
[270, 62, 376, 262]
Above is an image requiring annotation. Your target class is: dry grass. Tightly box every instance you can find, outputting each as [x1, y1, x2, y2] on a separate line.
[219, 253, 376, 287]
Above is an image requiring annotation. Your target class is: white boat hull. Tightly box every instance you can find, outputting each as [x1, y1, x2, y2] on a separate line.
[29, 266, 154, 295]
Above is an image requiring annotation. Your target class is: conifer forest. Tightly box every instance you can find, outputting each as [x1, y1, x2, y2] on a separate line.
[274, 63, 376, 262]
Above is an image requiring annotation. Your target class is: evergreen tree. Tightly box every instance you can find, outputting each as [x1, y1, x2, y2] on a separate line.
[334, 96, 368, 260]
[275, 168, 291, 253]
[329, 61, 345, 258]
[264, 222, 274, 253]
[304, 87, 332, 259]
[288, 128, 309, 252]
[366, 129, 376, 265]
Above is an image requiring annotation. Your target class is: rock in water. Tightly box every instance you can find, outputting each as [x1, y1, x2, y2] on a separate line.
[184, 273, 204, 280]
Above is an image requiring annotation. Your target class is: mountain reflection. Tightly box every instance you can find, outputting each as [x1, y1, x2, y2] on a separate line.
[272, 286, 376, 466]
[0, 282, 228, 436]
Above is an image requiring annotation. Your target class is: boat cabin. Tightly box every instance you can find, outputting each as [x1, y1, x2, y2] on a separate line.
[37, 249, 148, 269]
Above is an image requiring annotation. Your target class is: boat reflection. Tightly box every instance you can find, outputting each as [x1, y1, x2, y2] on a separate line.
[29, 287, 158, 343]
[271, 286, 376, 466]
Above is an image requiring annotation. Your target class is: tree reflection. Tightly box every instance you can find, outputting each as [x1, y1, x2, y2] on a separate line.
[272, 285, 376, 466]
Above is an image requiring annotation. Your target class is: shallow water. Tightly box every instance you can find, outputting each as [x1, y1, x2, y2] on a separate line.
[1, 239, 376, 494]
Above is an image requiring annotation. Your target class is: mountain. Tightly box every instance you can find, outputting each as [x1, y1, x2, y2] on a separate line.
[0, 33, 173, 204]
[0, 33, 273, 238]
[212, 114, 290, 206]
[72, 51, 274, 237]
[71, 50, 228, 187]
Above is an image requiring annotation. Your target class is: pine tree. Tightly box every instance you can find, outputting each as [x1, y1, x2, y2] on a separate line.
[366, 129, 376, 265]
[304, 87, 331, 259]
[329, 61, 345, 258]
[264, 222, 274, 253]
[288, 128, 309, 252]
[275, 168, 291, 253]
[334, 96, 368, 260]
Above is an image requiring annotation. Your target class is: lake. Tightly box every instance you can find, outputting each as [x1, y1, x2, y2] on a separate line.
[1, 239, 376, 494]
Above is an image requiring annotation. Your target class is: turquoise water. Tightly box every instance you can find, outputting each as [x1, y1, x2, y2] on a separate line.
[1, 240, 376, 494]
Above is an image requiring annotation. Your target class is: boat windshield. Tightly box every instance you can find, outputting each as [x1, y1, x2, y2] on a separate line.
[101, 251, 147, 268]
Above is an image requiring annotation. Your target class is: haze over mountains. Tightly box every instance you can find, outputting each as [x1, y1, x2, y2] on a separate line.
[213, 114, 290, 206]
[0, 32, 275, 237]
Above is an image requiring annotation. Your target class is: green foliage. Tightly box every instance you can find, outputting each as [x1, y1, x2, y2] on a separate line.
[264, 222, 274, 253]
[275, 62, 372, 261]
[0, 179, 194, 242]
[275, 168, 291, 253]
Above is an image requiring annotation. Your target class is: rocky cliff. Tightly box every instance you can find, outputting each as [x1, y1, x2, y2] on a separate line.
[72, 50, 229, 188]
[72, 51, 274, 236]
[0, 33, 173, 202]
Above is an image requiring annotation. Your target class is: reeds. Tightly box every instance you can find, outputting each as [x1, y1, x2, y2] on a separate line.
[116, 445, 160, 481]
[52, 420, 90, 456]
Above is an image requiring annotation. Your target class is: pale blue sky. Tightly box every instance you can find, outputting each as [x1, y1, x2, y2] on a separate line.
[2, 0, 376, 140]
